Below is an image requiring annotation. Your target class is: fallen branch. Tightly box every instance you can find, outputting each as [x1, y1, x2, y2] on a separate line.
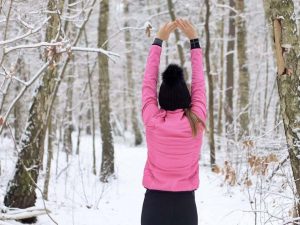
[0, 206, 50, 220]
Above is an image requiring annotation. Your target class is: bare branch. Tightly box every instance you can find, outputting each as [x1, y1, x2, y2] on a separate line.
[0, 62, 50, 133]
[0, 17, 50, 46]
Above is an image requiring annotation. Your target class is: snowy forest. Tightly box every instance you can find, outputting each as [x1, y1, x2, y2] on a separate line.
[0, 0, 300, 224]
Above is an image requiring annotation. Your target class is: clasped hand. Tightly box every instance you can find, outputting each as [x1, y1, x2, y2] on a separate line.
[156, 18, 198, 41]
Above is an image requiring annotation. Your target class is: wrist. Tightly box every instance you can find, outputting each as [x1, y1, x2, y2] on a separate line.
[189, 37, 199, 41]
[152, 37, 163, 47]
[190, 38, 200, 49]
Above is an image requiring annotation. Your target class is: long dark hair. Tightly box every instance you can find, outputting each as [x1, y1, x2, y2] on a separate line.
[184, 108, 206, 137]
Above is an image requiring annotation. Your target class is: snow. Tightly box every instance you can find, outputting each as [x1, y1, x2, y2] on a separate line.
[0, 134, 257, 225]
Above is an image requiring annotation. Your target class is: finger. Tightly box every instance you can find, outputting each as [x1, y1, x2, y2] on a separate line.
[170, 22, 177, 29]
[164, 22, 170, 28]
[186, 19, 194, 29]
[166, 21, 175, 30]
[186, 19, 192, 25]
[177, 18, 186, 30]
[182, 18, 189, 29]
[174, 19, 181, 27]
[167, 21, 177, 29]
[168, 24, 177, 33]
[175, 21, 183, 30]
[169, 25, 177, 33]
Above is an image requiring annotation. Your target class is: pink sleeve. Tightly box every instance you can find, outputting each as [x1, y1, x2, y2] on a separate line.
[190, 48, 207, 125]
[141, 45, 162, 126]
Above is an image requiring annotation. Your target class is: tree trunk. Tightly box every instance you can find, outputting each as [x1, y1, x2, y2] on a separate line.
[263, 32, 270, 130]
[123, 65, 128, 132]
[236, 0, 250, 139]
[97, 0, 115, 182]
[75, 116, 81, 155]
[217, 0, 225, 141]
[86, 108, 92, 134]
[13, 57, 25, 147]
[124, 1, 143, 146]
[63, 0, 76, 161]
[3, 1, 63, 223]
[166, 0, 188, 80]
[43, 118, 53, 201]
[264, 0, 300, 218]
[63, 67, 74, 161]
[224, 0, 236, 149]
[204, 0, 216, 167]
[88, 69, 97, 175]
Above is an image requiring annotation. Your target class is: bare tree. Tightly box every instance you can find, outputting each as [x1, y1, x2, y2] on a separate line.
[62, 0, 77, 161]
[43, 117, 53, 200]
[224, 0, 236, 149]
[98, 0, 115, 182]
[204, 0, 216, 167]
[167, 0, 188, 80]
[124, 1, 143, 146]
[217, 0, 225, 140]
[264, 0, 300, 218]
[4, 1, 64, 223]
[236, 0, 250, 139]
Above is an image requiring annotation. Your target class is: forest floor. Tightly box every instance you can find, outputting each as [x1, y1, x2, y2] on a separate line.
[0, 132, 292, 225]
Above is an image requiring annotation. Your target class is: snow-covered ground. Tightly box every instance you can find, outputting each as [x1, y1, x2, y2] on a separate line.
[0, 133, 291, 225]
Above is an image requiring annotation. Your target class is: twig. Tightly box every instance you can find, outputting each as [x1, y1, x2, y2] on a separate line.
[0, 17, 50, 46]
[0, 62, 50, 134]
[267, 155, 289, 182]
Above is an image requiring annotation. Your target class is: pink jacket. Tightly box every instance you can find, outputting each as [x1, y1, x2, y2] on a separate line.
[141, 44, 207, 191]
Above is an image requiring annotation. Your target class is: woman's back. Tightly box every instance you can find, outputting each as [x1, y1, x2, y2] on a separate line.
[141, 19, 205, 225]
[141, 44, 206, 191]
[143, 108, 204, 191]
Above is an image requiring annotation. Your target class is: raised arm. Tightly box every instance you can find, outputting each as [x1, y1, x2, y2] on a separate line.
[141, 42, 162, 126]
[141, 22, 177, 126]
[175, 18, 207, 124]
[190, 40, 207, 124]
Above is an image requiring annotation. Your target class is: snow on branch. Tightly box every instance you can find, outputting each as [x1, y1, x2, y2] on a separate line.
[0, 17, 50, 46]
[0, 62, 50, 134]
[214, 3, 238, 14]
[5, 42, 120, 61]
[0, 206, 51, 221]
[70, 46, 120, 61]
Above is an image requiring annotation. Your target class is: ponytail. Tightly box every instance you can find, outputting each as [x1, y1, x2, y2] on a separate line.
[184, 108, 206, 137]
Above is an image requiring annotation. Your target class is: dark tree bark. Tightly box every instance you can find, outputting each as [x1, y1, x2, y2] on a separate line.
[124, 1, 143, 146]
[224, 0, 236, 148]
[217, 0, 225, 139]
[204, 0, 216, 167]
[97, 0, 115, 182]
[63, 0, 76, 161]
[13, 57, 25, 147]
[236, 0, 250, 139]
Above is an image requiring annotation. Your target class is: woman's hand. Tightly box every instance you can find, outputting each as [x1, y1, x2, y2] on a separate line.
[156, 21, 177, 41]
[175, 18, 198, 40]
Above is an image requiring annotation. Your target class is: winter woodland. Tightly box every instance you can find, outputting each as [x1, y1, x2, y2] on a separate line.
[0, 0, 300, 224]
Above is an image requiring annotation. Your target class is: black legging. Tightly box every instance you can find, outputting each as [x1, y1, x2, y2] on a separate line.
[141, 188, 198, 225]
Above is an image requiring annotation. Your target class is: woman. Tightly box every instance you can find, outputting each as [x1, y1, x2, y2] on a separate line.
[140, 18, 207, 225]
